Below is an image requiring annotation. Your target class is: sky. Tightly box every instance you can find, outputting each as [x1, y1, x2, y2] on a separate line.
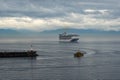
[0, 0, 119, 32]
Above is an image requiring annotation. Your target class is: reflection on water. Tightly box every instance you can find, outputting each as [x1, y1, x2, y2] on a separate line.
[0, 37, 120, 80]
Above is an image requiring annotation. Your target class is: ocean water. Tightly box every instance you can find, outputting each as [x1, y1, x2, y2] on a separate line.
[0, 37, 120, 80]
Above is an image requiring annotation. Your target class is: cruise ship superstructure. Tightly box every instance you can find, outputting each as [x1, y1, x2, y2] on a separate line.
[59, 32, 79, 42]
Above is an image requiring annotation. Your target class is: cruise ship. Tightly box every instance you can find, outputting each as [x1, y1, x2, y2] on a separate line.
[59, 32, 79, 42]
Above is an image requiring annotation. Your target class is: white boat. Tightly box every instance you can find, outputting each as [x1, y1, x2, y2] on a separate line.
[59, 32, 79, 42]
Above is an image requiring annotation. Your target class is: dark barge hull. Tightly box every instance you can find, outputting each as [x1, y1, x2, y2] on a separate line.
[0, 51, 38, 58]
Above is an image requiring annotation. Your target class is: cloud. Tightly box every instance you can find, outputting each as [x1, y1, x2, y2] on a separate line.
[84, 9, 110, 15]
[0, 0, 119, 31]
[0, 13, 120, 31]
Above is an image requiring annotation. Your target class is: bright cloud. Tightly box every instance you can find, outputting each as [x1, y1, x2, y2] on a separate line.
[0, 12, 120, 31]
[84, 9, 110, 15]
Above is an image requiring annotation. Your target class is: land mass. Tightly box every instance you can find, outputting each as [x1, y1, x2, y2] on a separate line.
[0, 29, 120, 37]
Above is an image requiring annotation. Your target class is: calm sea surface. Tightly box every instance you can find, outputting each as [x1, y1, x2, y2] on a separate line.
[0, 37, 120, 80]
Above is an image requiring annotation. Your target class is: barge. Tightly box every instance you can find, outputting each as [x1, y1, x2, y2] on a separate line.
[0, 50, 38, 58]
